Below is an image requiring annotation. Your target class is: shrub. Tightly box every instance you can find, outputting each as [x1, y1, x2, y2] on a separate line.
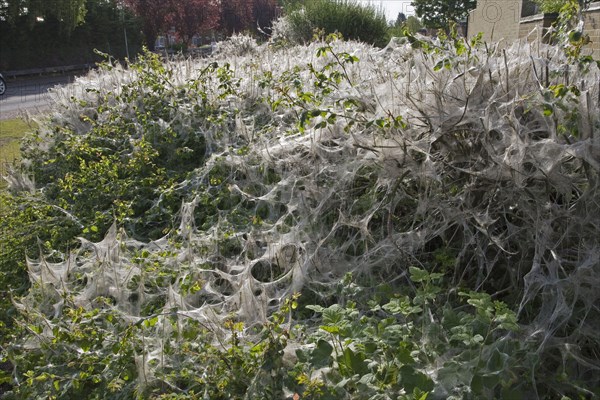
[2, 3, 600, 396]
[533, 0, 565, 13]
[18, 50, 225, 242]
[284, 0, 389, 47]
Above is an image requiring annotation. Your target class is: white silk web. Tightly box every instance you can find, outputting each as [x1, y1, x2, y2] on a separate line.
[16, 32, 600, 393]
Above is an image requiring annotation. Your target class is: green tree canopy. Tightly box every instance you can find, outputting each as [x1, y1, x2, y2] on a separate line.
[0, 0, 142, 70]
[411, 0, 476, 31]
[0, 0, 87, 33]
[395, 11, 407, 27]
[404, 15, 423, 34]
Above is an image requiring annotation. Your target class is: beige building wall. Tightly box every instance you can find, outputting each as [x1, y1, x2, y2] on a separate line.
[469, 0, 600, 58]
[468, 0, 522, 43]
[582, 2, 600, 57]
[518, 3, 600, 58]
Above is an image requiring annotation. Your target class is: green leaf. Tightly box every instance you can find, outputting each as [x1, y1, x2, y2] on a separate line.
[341, 53, 359, 64]
[471, 373, 500, 394]
[310, 109, 323, 118]
[321, 325, 340, 334]
[317, 46, 331, 57]
[472, 334, 484, 344]
[311, 339, 333, 368]
[383, 296, 422, 316]
[80, 340, 91, 352]
[143, 316, 158, 328]
[568, 30, 583, 44]
[415, 389, 429, 400]
[433, 59, 451, 71]
[306, 305, 325, 313]
[29, 324, 43, 334]
[299, 111, 309, 131]
[486, 348, 508, 373]
[395, 342, 415, 364]
[399, 365, 434, 392]
[409, 267, 428, 283]
[551, 84, 568, 98]
[340, 347, 368, 376]
[322, 304, 345, 325]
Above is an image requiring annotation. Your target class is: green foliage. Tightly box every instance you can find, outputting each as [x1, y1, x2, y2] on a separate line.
[284, 0, 389, 47]
[290, 272, 525, 399]
[0, 0, 143, 70]
[533, 0, 565, 13]
[5, 289, 295, 399]
[0, 192, 81, 323]
[0, 0, 87, 33]
[552, 0, 599, 68]
[412, 0, 476, 31]
[534, 0, 600, 136]
[271, 38, 406, 137]
[21, 50, 221, 241]
[404, 16, 424, 34]
[0, 50, 242, 394]
[0, 192, 82, 395]
[3, 267, 528, 400]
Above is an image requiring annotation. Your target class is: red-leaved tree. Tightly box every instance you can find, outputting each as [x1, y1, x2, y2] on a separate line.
[124, 0, 279, 49]
[122, 0, 166, 50]
[166, 0, 220, 45]
[220, 0, 254, 34]
[124, 0, 219, 48]
[220, 0, 279, 35]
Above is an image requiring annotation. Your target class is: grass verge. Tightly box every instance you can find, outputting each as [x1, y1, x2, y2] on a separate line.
[0, 118, 36, 189]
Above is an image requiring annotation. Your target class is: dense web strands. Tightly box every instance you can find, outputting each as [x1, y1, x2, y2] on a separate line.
[14, 33, 600, 395]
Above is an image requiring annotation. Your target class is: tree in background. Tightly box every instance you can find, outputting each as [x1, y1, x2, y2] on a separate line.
[395, 12, 407, 27]
[0, 0, 141, 70]
[411, 0, 476, 31]
[215, 0, 280, 36]
[123, 0, 168, 50]
[531, 0, 600, 13]
[404, 15, 423, 34]
[124, 0, 279, 46]
[388, 12, 419, 38]
[124, 0, 220, 49]
[166, 0, 220, 45]
[253, 0, 280, 35]
[220, 0, 254, 34]
[0, 0, 87, 34]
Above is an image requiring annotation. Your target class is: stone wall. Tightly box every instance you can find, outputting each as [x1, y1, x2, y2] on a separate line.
[519, 13, 557, 44]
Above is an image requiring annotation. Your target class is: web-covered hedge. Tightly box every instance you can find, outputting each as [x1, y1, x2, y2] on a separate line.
[2, 27, 599, 399]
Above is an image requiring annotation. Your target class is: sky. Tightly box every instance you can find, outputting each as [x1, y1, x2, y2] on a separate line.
[358, 0, 416, 22]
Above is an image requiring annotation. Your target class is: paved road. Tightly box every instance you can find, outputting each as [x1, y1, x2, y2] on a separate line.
[0, 74, 81, 120]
